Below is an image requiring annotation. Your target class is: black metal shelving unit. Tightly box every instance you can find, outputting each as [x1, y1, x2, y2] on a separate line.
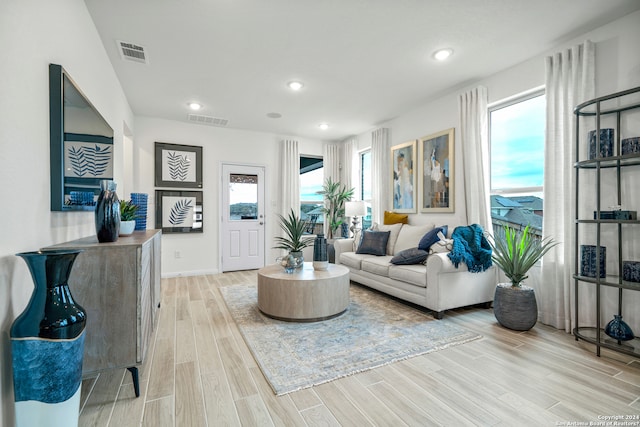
[573, 86, 640, 358]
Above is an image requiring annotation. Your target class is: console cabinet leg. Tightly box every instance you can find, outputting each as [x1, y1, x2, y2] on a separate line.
[127, 367, 140, 397]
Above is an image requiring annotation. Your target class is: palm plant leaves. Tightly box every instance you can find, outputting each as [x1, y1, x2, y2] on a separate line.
[67, 144, 112, 177]
[488, 224, 558, 286]
[317, 178, 355, 238]
[167, 151, 190, 181]
[273, 209, 315, 252]
[169, 199, 193, 225]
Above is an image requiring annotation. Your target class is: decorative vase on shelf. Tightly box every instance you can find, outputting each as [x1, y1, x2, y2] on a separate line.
[604, 314, 634, 341]
[95, 180, 120, 242]
[313, 233, 329, 270]
[12, 250, 86, 427]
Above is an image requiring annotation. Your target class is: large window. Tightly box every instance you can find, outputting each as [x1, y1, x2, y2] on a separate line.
[360, 149, 372, 229]
[489, 89, 545, 237]
[300, 156, 323, 234]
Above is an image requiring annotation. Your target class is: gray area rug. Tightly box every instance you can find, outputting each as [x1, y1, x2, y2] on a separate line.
[220, 283, 482, 395]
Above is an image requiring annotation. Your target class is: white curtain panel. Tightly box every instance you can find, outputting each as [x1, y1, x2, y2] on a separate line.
[323, 143, 341, 235]
[280, 139, 300, 218]
[341, 137, 358, 196]
[458, 86, 492, 233]
[540, 40, 595, 332]
[371, 128, 390, 225]
[323, 143, 341, 183]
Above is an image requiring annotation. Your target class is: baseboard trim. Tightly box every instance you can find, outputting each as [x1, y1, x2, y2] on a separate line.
[162, 268, 219, 278]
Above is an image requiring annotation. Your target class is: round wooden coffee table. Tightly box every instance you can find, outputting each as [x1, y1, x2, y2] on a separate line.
[257, 262, 350, 322]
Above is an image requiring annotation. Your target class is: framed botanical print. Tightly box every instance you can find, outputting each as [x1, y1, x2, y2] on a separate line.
[419, 128, 454, 213]
[61, 133, 114, 210]
[154, 142, 203, 188]
[155, 190, 203, 233]
[390, 140, 417, 213]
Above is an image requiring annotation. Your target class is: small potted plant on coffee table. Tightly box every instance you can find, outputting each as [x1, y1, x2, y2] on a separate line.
[488, 224, 558, 331]
[119, 200, 139, 236]
[273, 209, 315, 270]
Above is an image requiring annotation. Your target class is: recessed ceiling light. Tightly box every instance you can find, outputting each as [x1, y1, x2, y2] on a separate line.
[288, 81, 304, 91]
[433, 48, 453, 61]
[188, 102, 202, 110]
[318, 123, 329, 130]
[266, 112, 282, 119]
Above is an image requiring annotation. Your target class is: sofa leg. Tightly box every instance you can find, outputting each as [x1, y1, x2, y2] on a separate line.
[433, 311, 444, 320]
[482, 301, 493, 309]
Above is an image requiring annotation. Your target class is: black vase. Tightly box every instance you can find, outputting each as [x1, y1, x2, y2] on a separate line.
[95, 180, 120, 242]
[12, 250, 86, 426]
[604, 314, 634, 341]
[313, 233, 329, 270]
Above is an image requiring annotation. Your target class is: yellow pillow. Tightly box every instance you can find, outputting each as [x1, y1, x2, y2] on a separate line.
[384, 211, 409, 225]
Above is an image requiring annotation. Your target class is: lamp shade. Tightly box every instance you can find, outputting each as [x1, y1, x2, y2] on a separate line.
[345, 200, 367, 217]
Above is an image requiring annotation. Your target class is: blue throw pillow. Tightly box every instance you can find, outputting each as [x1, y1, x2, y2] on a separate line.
[390, 248, 429, 265]
[356, 230, 390, 256]
[418, 226, 448, 251]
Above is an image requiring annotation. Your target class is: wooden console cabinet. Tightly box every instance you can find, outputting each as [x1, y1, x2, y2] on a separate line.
[44, 230, 161, 394]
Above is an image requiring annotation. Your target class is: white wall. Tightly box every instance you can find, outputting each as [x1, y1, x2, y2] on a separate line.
[133, 117, 324, 276]
[0, 1, 134, 424]
[356, 11, 640, 228]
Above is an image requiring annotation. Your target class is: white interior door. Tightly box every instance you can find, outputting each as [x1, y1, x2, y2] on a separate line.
[220, 164, 265, 272]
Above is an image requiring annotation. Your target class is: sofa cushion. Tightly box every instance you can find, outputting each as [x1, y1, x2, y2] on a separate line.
[356, 230, 390, 256]
[361, 256, 394, 277]
[388, 264, 428, 288]
[390, 248, 429, 265]
[418, 225, 448, 251]
[372, 223, 403, 255]
[340, 252, 368, 269]
[383, 211, 409, 225]
[394, 224, 434, 254]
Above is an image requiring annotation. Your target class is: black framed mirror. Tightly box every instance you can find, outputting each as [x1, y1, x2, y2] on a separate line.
[49, 64, 114, 211]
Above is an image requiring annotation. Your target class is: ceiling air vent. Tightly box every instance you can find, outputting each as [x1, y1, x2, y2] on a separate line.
[117, 40, 148, 64]
[188, 114, 229, 127]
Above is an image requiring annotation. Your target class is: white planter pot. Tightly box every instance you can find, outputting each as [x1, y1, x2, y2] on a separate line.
[119, 220, 136, 236]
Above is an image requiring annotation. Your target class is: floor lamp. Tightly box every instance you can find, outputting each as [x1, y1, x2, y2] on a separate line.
[345, 200, 367, 242]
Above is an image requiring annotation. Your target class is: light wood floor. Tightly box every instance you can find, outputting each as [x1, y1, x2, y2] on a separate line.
[78, 271, 640, 426]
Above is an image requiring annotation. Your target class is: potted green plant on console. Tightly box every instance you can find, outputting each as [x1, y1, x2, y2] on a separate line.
[274, 209, 315, 271]
[488, 224, 558, 331]
[119, 200, 139, 236]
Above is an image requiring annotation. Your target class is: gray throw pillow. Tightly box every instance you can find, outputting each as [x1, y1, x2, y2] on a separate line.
[390, 248, 429, 265]
[356, 230, 390, 256]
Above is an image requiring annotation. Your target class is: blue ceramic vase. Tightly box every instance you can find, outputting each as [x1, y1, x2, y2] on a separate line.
[130, 192, 148, 231]
[604, 314, 634, 341]
[12, 250, 86, 427]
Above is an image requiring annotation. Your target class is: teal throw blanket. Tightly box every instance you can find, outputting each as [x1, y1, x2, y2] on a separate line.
[447, 224, 493, 273]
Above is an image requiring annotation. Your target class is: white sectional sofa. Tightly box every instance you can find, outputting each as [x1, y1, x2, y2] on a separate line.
[334, 223, 497, 319]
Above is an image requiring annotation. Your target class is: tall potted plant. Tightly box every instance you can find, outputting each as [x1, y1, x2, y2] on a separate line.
[487, 224, 558, 331]
[318, 178, 354, 240]
[273, 209, 315, 269]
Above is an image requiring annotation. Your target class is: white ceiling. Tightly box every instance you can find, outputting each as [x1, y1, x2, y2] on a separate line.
[84, 0, 640, 141]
